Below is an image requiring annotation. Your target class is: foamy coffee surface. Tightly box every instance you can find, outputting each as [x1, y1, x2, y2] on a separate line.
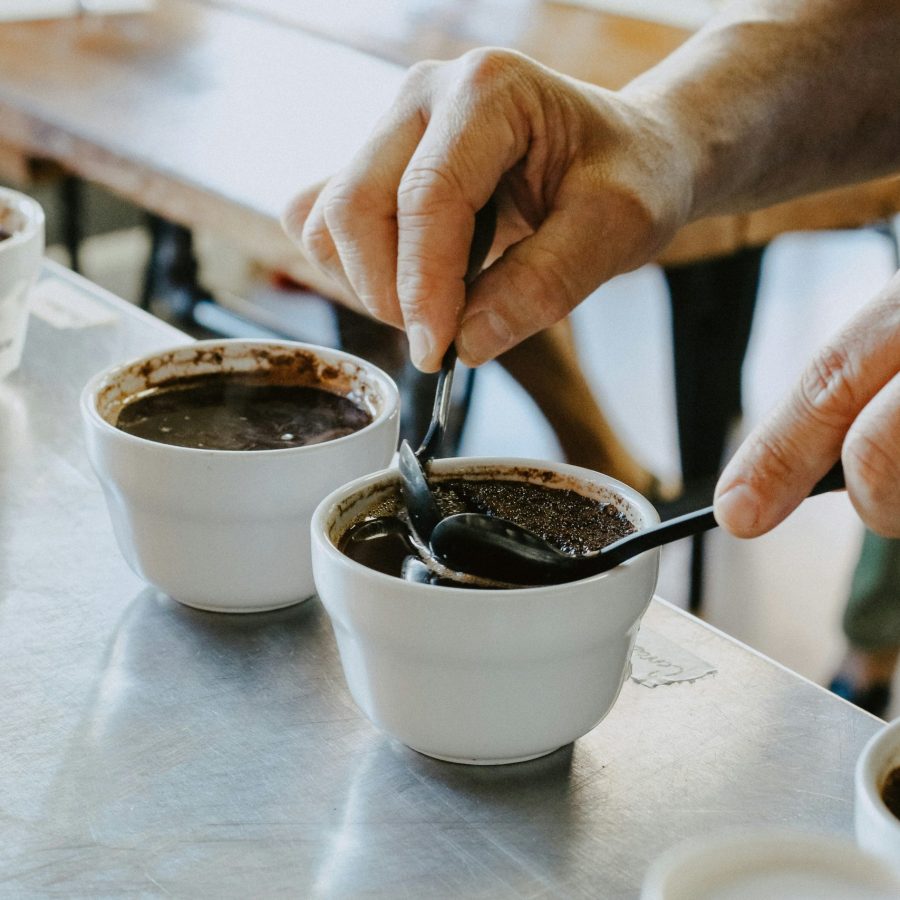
[115, 372, 372, 450]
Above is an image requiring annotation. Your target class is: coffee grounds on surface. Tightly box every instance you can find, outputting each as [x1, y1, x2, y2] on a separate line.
[115, 373, 371, 450]
[432, 479, 634, 556]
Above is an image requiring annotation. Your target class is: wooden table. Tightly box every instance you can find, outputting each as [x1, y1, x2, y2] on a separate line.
[0, 262, 883, 898]
[0, 0, 406, 292]
[0, 0, 897, 271]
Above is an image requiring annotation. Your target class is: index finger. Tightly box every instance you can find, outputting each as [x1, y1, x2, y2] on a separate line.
[395, 57, 530, 370]
[714, 278, 900, 536]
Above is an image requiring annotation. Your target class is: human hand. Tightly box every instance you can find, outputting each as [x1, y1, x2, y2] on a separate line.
[715, 270, 900, 538]
[283, 48, 693, 371]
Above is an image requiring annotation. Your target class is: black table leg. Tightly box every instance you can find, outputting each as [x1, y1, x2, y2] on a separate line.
[140, 216, 213, 325]
[61, 175, 84, 274]
[663, 245, 765, 613]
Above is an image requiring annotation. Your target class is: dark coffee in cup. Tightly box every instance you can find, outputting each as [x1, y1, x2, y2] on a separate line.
[115, 372, 372, 450]
[883, 766, 900, 821]
[339, 477, 635, 587]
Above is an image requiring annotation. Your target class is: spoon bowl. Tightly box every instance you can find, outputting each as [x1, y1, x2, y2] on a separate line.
[430, 462, 845, 586]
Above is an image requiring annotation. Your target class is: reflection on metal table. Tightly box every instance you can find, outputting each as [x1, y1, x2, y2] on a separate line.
[0, 263, 882, 897]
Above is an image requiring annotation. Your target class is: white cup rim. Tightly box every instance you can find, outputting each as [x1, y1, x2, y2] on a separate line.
[80, 338, 400, 457]
[856, 716, 900, 832]
[311, 455, 660, 596]
[641, 827, 900, 899]
[0, 186, 45, 249]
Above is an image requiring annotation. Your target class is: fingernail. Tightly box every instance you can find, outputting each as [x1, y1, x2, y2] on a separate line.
[714, 483, 760, 536]
[407, 324, 434, 369]
[458, 310, 513, 365]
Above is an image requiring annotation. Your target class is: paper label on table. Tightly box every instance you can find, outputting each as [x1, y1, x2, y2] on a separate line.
[555, 0, 726, 30]
[631, 626, 717, 687]
[29, 279, 119, 329]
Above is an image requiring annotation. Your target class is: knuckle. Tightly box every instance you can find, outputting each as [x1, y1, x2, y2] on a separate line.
[358, 286, 398, 323]
[843, 427, 900, 508]
[743, 432, 804, 489]
[533, 244, 578, 308]
[395, 264, 432, 316]
[299, 213, 334, 267]
[499, 251, 575, 327]
[457, 47, 520, 86]
[395, 260, 457, 329]
[850, 481, 900, 536]
[401, 58, 440, 92]
[282, 195, 308, 241]
[321, 182, 373, 235]
[397, 163, 461, 217]
[796, 344, 859, 426]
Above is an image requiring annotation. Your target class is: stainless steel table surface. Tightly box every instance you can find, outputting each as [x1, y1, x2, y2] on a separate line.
[0, 263, 883, 898]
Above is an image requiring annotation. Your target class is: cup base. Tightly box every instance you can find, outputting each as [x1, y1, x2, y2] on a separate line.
[169, 593, 316, 614]
[409, 743, 565, 766]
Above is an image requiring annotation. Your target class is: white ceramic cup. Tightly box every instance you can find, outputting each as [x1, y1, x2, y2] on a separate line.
[311, 458, 660, 765]
[855, 716, 900, 876]
[82, 339, 399, 612]
[0, 187, 44, 379]
[641, 829, 900, 900]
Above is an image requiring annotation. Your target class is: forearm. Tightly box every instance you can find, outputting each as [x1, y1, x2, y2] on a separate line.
[285, 3, 900, 370]
[624, 0, 900, 220]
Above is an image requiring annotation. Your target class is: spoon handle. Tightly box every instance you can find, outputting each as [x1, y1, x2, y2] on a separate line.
[588, 460, 846, 574]
[416, 346, 457, 461]
[590, 507, 717, 573]
[414, 199, 497, 462]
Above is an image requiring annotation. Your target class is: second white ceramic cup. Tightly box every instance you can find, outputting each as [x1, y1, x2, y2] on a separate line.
[82, 339, 400, 612]
[312, 458, 660, 764]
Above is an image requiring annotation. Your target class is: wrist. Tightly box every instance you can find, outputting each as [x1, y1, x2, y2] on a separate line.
[595, 84, 698, 255]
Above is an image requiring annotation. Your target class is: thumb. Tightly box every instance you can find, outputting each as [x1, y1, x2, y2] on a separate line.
[714, 279, 900, 536]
